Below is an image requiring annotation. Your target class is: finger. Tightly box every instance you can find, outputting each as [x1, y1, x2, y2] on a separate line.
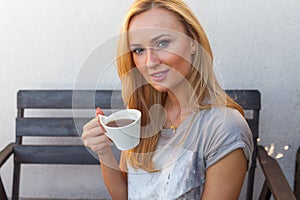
[84, 134, 111, 147]
[82, 126, 105, 140]
[82, 117, 100, 131]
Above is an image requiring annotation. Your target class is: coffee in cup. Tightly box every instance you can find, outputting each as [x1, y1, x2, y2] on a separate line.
[105, 119, 135, 127]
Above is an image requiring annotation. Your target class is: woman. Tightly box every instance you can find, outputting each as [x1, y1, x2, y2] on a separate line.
[82, 0, 253, 199]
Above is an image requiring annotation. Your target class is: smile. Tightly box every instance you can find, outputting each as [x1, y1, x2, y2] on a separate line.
[150, 70, 169, 81]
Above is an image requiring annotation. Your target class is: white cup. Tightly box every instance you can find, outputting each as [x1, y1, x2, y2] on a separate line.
[99, 109, 141, 151]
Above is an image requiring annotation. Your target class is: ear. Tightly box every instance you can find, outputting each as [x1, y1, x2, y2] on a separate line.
[190, 39, 196, 54]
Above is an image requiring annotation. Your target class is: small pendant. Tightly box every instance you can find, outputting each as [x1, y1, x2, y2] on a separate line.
[170, 125, 177, 133]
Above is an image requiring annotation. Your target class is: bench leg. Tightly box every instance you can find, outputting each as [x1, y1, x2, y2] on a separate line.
[246, 167, 255, 200]
[246, 146, 257, 200]
[12, 164, 21, 200]
[0, 174, 8, 200]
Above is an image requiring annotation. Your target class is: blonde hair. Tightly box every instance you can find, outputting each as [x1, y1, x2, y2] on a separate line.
[117, 0, 243, 172]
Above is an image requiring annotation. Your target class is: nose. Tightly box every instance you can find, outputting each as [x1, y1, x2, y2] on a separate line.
[145, 48, 160, 68]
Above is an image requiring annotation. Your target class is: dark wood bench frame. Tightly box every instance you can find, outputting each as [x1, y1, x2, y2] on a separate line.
[0, 89, 296, 200]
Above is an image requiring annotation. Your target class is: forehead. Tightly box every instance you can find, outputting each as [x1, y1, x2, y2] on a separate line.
[128, 8, 186, 34]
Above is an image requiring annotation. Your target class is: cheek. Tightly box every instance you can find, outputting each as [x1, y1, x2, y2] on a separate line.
[167, 40, 193, 64]
[135, 65, 148, 80]
[133, 54, 145, 68]
[172, 57, 192, 79]
[162, 42, 192, 64]
[136, 65, 144, 73]
[165, 52, 192, 71]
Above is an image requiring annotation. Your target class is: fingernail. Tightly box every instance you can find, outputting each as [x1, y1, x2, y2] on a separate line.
[95, 107, 104, 116]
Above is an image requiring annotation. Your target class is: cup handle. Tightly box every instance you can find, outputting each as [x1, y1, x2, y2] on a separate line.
[98, 114, 107, 126]
[98, 114, 114, 142]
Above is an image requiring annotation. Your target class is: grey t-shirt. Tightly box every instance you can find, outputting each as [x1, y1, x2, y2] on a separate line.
[127, 107, 253, 200]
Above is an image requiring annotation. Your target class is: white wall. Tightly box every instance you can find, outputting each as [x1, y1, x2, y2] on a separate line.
[1, 0, 299, 199]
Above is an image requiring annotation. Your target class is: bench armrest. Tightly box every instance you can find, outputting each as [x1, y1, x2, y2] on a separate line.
[257, 145, 296, 200]
[0, 143, 14, 168]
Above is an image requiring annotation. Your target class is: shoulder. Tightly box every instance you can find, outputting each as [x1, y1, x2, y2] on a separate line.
[194, 107, 253, 168]
[197, 107, 249, 134]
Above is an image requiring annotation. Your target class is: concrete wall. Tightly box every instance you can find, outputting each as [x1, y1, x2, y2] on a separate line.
[1, 0, 299, 199]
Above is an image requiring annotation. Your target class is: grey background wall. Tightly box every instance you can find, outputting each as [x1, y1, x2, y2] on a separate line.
[1, 0, 299, 199]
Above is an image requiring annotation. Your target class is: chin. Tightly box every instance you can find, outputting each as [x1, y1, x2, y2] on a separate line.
[148, 83, 168, 92]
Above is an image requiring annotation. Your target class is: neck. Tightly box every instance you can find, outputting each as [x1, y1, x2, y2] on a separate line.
[164, 90, 193, 129]
[165, 89, 191, 113]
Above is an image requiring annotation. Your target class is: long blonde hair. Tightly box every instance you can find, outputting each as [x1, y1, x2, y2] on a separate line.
[116, 0, 243, 172]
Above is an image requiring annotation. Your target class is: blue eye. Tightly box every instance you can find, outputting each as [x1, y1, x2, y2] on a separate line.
[132, 48, 144, 55]
[156, 40, 169, 49]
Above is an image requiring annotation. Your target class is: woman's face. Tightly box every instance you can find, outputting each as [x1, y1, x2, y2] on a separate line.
[128, 8, 195, 92]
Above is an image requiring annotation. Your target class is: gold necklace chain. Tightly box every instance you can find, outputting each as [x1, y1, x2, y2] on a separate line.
[168, 110, 181, 133]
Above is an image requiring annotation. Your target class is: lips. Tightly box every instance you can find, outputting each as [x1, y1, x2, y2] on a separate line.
[150, 70, 169, 82]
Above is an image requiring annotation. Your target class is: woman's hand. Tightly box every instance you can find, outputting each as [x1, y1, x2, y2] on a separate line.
[82, 108, 112, 156]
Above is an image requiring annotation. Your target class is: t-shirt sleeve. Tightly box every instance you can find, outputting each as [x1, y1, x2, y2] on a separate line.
[202, 108, 253, 170]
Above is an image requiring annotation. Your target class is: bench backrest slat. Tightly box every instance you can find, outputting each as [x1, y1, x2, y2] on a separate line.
[16, 118, 90, 137]
[17, 90, 123, 109]
[14, 145, 99, 164]
[13, 145, 121, 165]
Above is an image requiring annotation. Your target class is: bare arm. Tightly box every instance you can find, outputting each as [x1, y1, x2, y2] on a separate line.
[201, 148, 247, 200]
[99, 148, 128, 200]
[82, 109, 127, 200]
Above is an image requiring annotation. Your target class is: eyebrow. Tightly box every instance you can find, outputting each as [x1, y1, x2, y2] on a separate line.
[129, 33, 171, 47]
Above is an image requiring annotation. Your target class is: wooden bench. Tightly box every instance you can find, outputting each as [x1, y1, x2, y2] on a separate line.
[0, 89, 296, 199]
